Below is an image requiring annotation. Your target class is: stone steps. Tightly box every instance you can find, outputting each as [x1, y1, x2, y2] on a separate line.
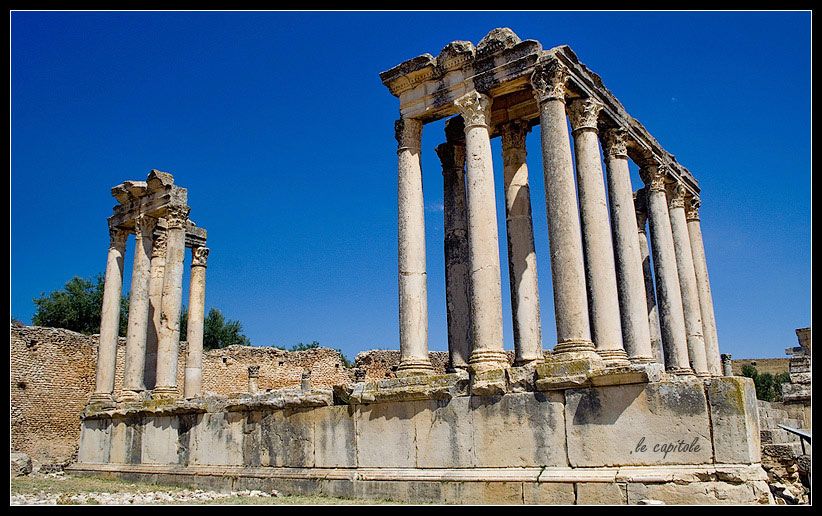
[762, 442, 805, 459]
[761, 428, 804, 444]
[759, 416, 805, 430]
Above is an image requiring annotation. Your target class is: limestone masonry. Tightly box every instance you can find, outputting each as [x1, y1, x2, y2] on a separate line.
[42, 28, 782, 504]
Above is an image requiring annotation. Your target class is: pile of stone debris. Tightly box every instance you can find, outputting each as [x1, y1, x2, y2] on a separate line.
[757, 401, 811, 504]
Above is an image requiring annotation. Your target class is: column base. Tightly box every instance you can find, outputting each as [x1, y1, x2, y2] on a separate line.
[88, 392, 116, 409]
[395, 358, 434, 378]
[667, 366, 696, 376]
[119, 389, 142, 402]
[596, 348, 631, 367]
[535, 341, 605, 391]
[468, 349, 510, 373]
[629, 355, 657, 364]
[152, 386, 179, 400]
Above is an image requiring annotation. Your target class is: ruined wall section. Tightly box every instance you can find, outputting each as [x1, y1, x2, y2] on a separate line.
[10, 325, 352, 465]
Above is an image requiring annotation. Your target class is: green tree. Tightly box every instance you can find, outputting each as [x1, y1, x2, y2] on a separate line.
[32, 274, 129, 336]
[774, 372, 791, 401]
[741, 365, 780, 402]
[199, 308, 251, 350]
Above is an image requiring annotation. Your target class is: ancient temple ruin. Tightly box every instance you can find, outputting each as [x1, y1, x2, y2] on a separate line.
[90, 170, 209, 405]
[70, 30, 772, 505]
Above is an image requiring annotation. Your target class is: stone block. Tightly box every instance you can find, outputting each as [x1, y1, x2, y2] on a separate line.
[414, 397, 474, 468]
[77, 418, 112, 464]
[141, 416, 179, 464]
[260, 408, 315, 467]
[626, 480, 772, 505]
[576, 482, 627, 504]
[188, 412, 244, 466]
[10, 452, 32, 477]
[471, 392, 567, 467]
[314, 405, 357, 468]
[565, 379, 713, 467]
[471, 368, 507, 396]
[706, 376, 760, 464]
[523, 482, 576, 504]
[356, 401, 418, 468]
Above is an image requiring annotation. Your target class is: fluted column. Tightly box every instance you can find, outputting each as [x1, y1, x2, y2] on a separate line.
[669, 183, 709, 376]
[641, 164, 692, 375]
[438, 137, 472, 371]
[122, 215, 157, 399]
[500, 120, 543, 365]
[530, 60, 595, 358]
[601, 128, 654, 363]
[686, 197, 722, 376]
[635, 192, 664, 364]
[454, 91, 507, 372]
[395, 118, 434, 377]
[184, 246, 209, 398]
[154, 205, 190, 398]
[144, 229, 167, 389]
[90, 227, 128, 405]
[568, 98, 628, 366]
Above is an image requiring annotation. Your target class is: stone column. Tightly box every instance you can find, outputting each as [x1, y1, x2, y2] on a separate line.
[247, 366, 260, 393]
[454, 91, 508, 372]
[184, 246, 209, 398]
[635, 192, 664, 364]
[686, 197, 722, 376]
[601, 129, 654, 364]
[122, 215, 157, 399]
[438, 137, 472, 371]
[530, 59, 597, 362]
[568, 99, 628, 366]
[154, 205, 190, 398]
[500, 120, 543, 365]
[90, 227, 128, 406]
[668, 183, 710, 377]
[144, 229, 167, 389]
[721, 353, 733, 376]
[395, 118, 434, 377]
[641, 164, 693, 375]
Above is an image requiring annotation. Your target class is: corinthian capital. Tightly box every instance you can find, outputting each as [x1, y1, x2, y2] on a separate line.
[639, 162, 669, 193]
[668, 182, 686, 210]
[151, 229, 168, 259]
[685, 196, 701, 221]
[634, 189, 649, 232]
[601, 127, 629, 159]
[165, 205, 190, 229]
[530, 58, 568, 104]
[135, 215, 157, 239]
[454, 91, 491, 128]
[567, 97, 603, 133]
[109, 227, 128, 249]
[500, 120, 529, 152]
[394, 118, 423, 151]
[435, 142, 466, 173]
[191, 246, 209, 268]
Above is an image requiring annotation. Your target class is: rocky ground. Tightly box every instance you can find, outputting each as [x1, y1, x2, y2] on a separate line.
[10, 471, 396, 505]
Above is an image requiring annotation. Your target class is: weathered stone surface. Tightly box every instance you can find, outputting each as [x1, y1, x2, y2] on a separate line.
[10, 452, 32, 477]
[471, 392, 567, 467]
[707, 376, 761, 464]
[565, 379, 712, 467]
[314, 405, 356, 468]
[471, 368, 507, 396]
[260, 408, 315, 467]
[141, 415, 179, 464]
[77, 418, 112, 464]
[626, 480, 773, 505]
[576, 482, 627, 504]
[356, 401, 418, 468]
[414, 397, 474, 468]
[523, 482, 576, 504]
[188, 412, 243, 466]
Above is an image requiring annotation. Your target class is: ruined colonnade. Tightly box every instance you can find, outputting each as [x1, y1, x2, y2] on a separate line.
[89, 170, 210, 406]
[381, 29, 723, 380]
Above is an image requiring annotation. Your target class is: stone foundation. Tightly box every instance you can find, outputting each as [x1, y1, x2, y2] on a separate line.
[69, 375, 772, 504]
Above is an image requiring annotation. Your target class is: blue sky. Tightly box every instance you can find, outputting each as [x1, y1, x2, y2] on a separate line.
[11, 11, 811, 361]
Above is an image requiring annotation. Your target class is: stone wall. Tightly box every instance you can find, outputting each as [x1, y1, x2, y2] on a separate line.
[353, 349, 552, 382]
[731, 358, 790, 376]
[10, 325, 352, 465]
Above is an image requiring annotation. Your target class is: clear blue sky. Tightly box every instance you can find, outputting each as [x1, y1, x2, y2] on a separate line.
[11, 11, 811, 361]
